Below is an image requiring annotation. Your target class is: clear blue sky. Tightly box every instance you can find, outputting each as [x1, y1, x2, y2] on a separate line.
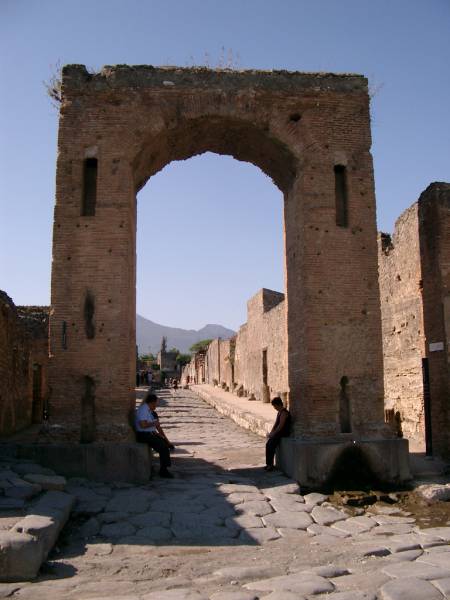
[1, 0, 449, 330]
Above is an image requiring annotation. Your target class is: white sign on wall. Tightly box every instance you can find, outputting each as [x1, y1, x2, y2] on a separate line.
[429, 342, 444, 352]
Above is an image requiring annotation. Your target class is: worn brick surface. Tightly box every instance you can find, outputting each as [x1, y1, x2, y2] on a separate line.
[49, 65, 385, 440]
[378, 183, 450, 455]
[0, 293, 49, 436]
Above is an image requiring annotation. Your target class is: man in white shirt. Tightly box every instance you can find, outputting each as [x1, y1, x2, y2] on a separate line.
[135, 393, 174, 478]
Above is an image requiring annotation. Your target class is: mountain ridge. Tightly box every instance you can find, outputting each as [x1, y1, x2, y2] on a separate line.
[136, 314, 236, 354]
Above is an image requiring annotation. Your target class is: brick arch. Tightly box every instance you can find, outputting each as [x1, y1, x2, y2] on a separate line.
[49, 64, 395, 476]
[132, 115, 298, 194]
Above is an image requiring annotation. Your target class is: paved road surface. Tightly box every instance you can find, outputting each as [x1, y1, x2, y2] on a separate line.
[3, 389, 450, 600]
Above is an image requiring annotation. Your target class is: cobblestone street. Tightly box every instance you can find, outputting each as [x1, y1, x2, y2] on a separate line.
[3, 389, 450, 600]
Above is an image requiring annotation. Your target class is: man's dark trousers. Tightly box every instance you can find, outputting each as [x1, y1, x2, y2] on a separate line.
[266, 435, 283, 467]
[136, 432, 171, 469]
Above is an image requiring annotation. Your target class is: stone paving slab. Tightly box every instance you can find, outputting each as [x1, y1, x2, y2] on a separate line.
[311, 505, 348, 526]
[385, 549, 423, 562]
[418, 527, 450, 542]
[22, 474, 66, 491]
[262, 510, 312, 529]
[431, 576, 450, 596]
[419, 551, 450, 569]
[0, 490, 75, 582]
[379, 576, 444, 600]
[308, 523, 350, 537]
[210, 591, 259, 600]
[323, 593, 377, 600]
[244, 571, 334, 594]
[382, 560, 450, 580]
[277, 528, 310, 541]
[234, 500, 273, 516]
[143, 590, 209, 600]
[330, 571, 392, 593]
[239, 526, 280, 543]
[261, 483, 300, 496]
[303, 492, 328, 505]
[268, 498, 312, 513]
[212, 564, 279, 581]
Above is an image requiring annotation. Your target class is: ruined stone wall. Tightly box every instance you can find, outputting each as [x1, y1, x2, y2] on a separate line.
[378, 183, 450, 455]
[419, 183, 450, 455]
[0, 293, 32, 436]
[219, 339, 234, 390]
[233, 289, 288, 401]
[205, 339, 234, 389]
[17, 306, 50, 424]
[181, 357, 196, 385]
[206, 339, 220, 385]
[0, 296, 51, 438]
[233, 324, 248, 393]
[378, 207, 426, 447]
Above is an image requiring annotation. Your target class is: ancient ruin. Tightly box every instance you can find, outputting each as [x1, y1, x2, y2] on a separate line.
[43, 64, 409, 485]
[182, 288, 287, 404]
[0, 293, 49, 437]
[379, 183, 450, 456]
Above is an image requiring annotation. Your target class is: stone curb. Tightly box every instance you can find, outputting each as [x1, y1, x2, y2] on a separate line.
[0, 490, 75, 582]
[192, 387, 272, 438]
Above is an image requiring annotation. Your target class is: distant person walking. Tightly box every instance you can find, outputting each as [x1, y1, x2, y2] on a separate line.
[135, 393, 174, 478]
[265, 397, 291, 471]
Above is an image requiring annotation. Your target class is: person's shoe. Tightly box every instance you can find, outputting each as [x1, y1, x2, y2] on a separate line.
[159, 469, 174, 478]
[264, 465, 274, 472]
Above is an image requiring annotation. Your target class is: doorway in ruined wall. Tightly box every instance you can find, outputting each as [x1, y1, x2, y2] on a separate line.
[136, 152, 285, 388]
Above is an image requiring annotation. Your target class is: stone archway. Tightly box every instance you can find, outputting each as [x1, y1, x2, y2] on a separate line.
[49, 65, 408, 484]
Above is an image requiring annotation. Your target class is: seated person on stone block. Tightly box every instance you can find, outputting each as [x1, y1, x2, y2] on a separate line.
[265, 397, 291, 472]
[135, 393, 174, 478]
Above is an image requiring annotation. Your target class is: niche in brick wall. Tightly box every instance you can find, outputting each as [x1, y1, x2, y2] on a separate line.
[82, 158, 97, 216]
[339, 375, 352, 433]
[334, 165, 348, 227]
[84, 291, 96, 339]
[80, 375, 96, 443]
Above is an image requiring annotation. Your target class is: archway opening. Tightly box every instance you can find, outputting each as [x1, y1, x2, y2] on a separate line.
[136, 152, 285, 367]
[133, 115, 296, 393]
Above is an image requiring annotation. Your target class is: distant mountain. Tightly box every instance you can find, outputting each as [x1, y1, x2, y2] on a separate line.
[136, 314, 236, 355]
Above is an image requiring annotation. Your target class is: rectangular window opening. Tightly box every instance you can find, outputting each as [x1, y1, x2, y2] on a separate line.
[262, 349, 268, 386]
[82, 158, 98, 216]
[334, 165, 348, 228]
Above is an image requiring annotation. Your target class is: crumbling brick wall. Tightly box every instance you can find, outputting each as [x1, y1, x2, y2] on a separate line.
[378, 208, 426, 447]
[50, 64, 386, 441]
[17, 306, 50, 424]
[229, 289, 288, 402]
[205, 338, 234, 390]
[378, 183, 450, 455]
[0, 293, 50, 437]
[0, 292, 32, 436]
[419, 183, 450, 455]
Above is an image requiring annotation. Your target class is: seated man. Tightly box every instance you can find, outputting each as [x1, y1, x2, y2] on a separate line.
[135, 393, 174, 478]
[265, 397, 291, 471]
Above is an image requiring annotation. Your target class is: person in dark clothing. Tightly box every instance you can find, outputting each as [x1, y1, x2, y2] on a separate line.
[135, 393, 174, 478]
[265, 397, 291, 471]
[150, 407, 175, 450]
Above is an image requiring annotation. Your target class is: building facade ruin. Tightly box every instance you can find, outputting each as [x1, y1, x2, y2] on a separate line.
[46, 64, 409, 485]
[183, 288, 288, 404]
[379, 183, 450, 457]
[0, 292, 49, 437]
